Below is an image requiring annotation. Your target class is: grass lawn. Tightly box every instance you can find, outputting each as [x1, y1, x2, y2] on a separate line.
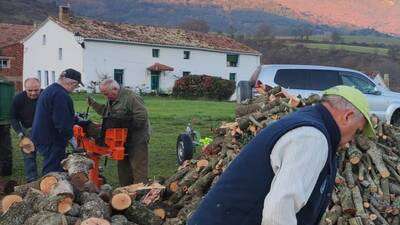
[7, 94, 235, 187]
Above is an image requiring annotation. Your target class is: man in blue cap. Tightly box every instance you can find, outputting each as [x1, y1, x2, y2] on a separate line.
[32, 68, 84, 175]
[188, 85, 374, 225]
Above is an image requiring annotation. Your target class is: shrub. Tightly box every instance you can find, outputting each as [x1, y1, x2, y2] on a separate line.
[172, 75, 235, 100]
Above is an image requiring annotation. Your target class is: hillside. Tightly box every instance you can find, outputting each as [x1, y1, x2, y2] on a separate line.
[0, 0, 57, 24]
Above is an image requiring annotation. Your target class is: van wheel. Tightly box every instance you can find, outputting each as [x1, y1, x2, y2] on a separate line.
[236, 81, 252, 103]
[391, 110, 400, 127]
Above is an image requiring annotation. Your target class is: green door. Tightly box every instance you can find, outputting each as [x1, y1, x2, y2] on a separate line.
[151, 71, 160, 91]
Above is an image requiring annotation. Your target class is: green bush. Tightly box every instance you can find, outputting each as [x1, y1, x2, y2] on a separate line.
[172, 75, 235, 100]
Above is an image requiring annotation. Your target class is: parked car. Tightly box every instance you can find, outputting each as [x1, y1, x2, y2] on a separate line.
[236, 64, 400, 126]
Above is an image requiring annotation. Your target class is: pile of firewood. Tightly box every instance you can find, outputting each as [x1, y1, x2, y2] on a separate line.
[0, 154, 166, 225]
[2, 85, 400, 225]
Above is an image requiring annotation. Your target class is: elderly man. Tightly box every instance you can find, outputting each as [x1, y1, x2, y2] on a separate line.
[10, 78, 41, 182]
[32, 69, 83, 175]
[188, 85, 375, 225]
[88, 79, 150, 186]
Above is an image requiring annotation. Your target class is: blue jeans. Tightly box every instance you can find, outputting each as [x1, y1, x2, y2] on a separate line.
[22, 150, 38, 182]
[36, 144, 66, 175]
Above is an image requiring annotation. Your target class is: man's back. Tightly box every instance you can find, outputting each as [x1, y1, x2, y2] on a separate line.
[31, 83, 74, 147]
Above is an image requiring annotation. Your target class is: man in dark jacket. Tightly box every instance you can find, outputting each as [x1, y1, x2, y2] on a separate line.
[10, 78, 41, 182]
[188, 86, 375, 225]
[32, 69, 83, 175]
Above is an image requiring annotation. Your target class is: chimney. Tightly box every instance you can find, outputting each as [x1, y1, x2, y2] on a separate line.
[59, 5, 72, 24]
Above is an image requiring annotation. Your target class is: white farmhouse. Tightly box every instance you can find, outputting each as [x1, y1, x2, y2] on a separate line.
[23, 6, 261, 94]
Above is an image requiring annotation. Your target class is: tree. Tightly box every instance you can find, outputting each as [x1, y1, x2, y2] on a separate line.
[330, 31, 343, 43]
[178, 19, 210, 33]
[255, 23, 272, 39]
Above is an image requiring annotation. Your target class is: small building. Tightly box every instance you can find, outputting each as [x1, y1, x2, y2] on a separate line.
[0, 23, 34, 91]
[23, 6, 261, 95]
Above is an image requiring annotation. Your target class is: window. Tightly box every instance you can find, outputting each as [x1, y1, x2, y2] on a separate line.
[37, 70, 41, 82]
[152, 49, 160, 58]
[0, 59, 9, 68]
[42, 35, 46, 45]
[44, 71, 49, 86]
[274, 69, 340, 90]
[51, 71, 56, 83]
[227, 54, 239, 67]
[114, 69, 124, 86]
[58, 48, 63, 60]
[182, 71, 191, 76]
[340, 72, 376, 94]
[184, 51, 190, 59]
[229, 73, 236, 81]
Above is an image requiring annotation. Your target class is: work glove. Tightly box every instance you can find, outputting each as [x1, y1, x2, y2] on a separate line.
[87, 96, 96, 106]
[19, 136, 35, 154]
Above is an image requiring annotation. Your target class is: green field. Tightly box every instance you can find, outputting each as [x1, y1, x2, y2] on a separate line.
[287, 42, 389, 55]
[278, 35, 400, 46]
[7, 94, 235, 187]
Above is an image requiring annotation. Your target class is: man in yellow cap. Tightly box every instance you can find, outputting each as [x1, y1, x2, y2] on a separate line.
[188, 85, 374, 225]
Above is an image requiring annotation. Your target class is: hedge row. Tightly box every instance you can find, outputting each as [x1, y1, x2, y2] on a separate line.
[172, 75, 235, 100]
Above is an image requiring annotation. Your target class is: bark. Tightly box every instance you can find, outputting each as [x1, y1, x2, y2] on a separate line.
[13, 180, 41, 197]
[124, 201, 163, 225]
[367, 142, 390, 178]
[0, 201, 34, 225]
[23, 212, 68, 225]
[0, 195, 22, 213]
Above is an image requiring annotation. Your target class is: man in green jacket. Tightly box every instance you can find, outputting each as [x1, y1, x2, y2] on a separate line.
[88, 79, 150, 186]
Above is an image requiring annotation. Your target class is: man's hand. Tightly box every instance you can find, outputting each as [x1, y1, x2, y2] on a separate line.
[87, 96, 96, 106]
[19, 137, 35, 154]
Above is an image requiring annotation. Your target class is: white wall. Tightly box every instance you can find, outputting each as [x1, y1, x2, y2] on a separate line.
[23, 19, 83, 88]
[83, 40, 260, 93]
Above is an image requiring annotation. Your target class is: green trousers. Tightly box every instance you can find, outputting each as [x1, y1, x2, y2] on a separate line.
[117, 141, 149, 186]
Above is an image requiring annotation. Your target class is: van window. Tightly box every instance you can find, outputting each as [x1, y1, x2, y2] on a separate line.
[340, 72, 376, 94]
[309, 70, 340, 90]
[274, 69, 340, 90]
[274, 69, 308, 89]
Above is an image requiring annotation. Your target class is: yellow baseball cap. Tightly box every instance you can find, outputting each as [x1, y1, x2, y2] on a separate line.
[324, 85, 375, 138]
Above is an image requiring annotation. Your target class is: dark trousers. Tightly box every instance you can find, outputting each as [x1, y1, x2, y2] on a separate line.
[22, 150, 38, 182]
[0, 125, 12, 176]
[36, 144, 66, 175]
[118, 141, 149, 186]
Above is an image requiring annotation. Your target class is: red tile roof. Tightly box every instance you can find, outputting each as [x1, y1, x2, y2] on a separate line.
[0, 23, 34, 48]
[51, 17, 260, 55]
[148, 63, 174, 72]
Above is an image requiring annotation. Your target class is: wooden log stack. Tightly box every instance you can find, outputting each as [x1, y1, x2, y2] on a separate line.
[2, 86, 400, 225]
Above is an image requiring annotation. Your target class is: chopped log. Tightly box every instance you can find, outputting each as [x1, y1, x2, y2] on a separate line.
[13, 180, 40, 197]
[163, 218, 185, 225]
[0, 201, 34, 225]
[367, 142, 390, 178]
[23, 211, 68, 225]
[187, 172, 215, 195]
[50, 179, 74, 199]
[81, 217, 111, 225]
[40, 172, 68, 194]
[61, 154, 94, 177]
[389, 182, 400, 195]
[66, 203, 81, 217]
[111, 215, 137, 225]
[348, 217, 363, 225]
[124, 201, 163, 225]
[344, 162, 355, 188]
[0, 194, 22, 213]
[235, 104, 261, 117]
[355, 135, 370, 151]
[339, 186, 356, 215]
[99, 184, 113, 203]
[153, 208, 166, 220]
[111, 193, 132, 211]
[348, 145, 362, 165]
[369, 204, 390, 225]
[65, 216, 80, 225]
[176, 196, 201, 221]
[36, 195, 73, 214]
[351, 186, 365, 217]
[141, 189, 163, 206]
[113, 182, 165, 197]
[70, 172, 90, 192]
[358, 163, 365, 181]
[321, 205, 342, 225]
[196, 160, 208, 169]
[81, 195, 111, 220]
